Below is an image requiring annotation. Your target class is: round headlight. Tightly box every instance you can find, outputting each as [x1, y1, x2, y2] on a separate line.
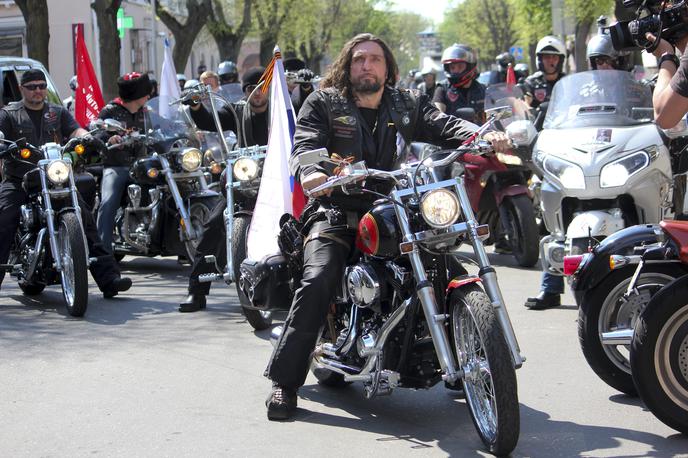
[420, 188, 460, 228]
[46, 160, 70, 185]
[180, 148, 202, 172]
[233, 157, 259, 182]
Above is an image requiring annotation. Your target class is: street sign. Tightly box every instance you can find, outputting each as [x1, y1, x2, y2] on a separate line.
[117, 8, 134, 39]
[510, 46, 524, 61]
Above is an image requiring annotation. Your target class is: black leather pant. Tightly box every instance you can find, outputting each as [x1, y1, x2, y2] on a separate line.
[0, 179, 120, 291]
[264, 220, 354, 390]
[187, 198, 227, 295]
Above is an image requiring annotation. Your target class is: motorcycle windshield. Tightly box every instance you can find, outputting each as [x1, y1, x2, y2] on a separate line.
[484, 83, 530, 128]
[143, 96, 200, 149]
[543, 70, 653, 129]
[217, 83, 244, 104]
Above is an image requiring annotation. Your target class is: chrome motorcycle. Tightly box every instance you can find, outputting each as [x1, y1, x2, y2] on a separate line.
[0, 136, 91, 316]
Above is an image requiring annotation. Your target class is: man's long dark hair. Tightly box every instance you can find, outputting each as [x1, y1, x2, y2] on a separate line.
[320, 33, 399, 98]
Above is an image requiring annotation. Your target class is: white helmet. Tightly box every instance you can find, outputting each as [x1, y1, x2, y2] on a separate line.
[535, 35, 566, 74]
[183, 79, 200, 90]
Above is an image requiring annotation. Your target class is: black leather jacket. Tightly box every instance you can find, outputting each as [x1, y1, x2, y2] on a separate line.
[190, 101, 267, 148]
[97, 99, 148, 167]
[522, 71, 565, 110]
[290, 85, 477, 213]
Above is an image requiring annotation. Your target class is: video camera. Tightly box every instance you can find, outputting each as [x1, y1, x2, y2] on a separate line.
[610, 0, 688, 51]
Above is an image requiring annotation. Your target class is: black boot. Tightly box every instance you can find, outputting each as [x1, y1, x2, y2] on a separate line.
[179, 294, 207, 312]
[266, 383, 297, 421]
[524, 291, 561, 310]
[102, 277, 132, 299]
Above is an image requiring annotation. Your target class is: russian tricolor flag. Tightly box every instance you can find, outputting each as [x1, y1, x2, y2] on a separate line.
[246, 47, 306, 261]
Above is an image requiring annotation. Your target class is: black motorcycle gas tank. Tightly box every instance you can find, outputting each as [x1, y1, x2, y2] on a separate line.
[356, 202, 400, 259]
[130, 156, 164, 186]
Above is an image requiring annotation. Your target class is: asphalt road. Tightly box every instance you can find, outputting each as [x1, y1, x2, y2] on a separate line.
[1, 252, 687, 457]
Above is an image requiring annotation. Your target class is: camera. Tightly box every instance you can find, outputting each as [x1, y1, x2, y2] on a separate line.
[610, 0, 688, 51]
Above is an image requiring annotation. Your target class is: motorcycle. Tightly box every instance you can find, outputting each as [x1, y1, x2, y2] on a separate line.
[241, 111, 525, 455]
[0, 135, 92, 316]
[535, 70, 673, 280]
[108, 97, 221, 261]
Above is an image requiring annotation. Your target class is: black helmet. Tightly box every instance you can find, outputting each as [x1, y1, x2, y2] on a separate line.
[495, 52, 515, 72]
[441, 43, 477, 87]
[69, 75, 77, 91]
[514, 63, 529, 80]
[218, 61, 238, 84]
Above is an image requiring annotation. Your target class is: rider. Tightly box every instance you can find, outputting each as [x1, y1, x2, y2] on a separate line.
[95, 72, 152, 254]
[63, 75, 77, 115]
[416, 65, 438, 99]
[433, 43, 485, 123]
[587, 16, 631, 71]
[178, 66, 269, 312]
[0, 69, 131, 298]
[177, 73, 187, 92]
[522, 36, 566, 115]
[489, 52, 516, 85]
[217, 61, 239, 85]
[263, 33, 510, 421]
[290, 68, 316, 115]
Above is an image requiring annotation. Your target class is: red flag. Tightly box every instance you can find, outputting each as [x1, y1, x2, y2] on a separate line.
[506, 63, 517, 90]
[74, 25, 104, 128]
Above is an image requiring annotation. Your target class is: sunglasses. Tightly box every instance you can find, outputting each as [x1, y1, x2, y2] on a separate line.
[23, 83, 48, 91]
[593, 56, 614, 66]
[245, 84, 258, 93]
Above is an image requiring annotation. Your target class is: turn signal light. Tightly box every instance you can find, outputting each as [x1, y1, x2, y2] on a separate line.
[74, 144, 85, 155]
[147, 168, 159, 178]
[563, 255, 584, 276]
[476, 224, 490, 240]
[20, 148, 31, 159]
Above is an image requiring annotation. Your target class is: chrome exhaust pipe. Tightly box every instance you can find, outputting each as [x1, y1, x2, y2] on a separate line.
[601, 328, 633, 346]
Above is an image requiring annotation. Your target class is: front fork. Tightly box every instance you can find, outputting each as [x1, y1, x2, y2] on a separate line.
[159, 155, 195, 241]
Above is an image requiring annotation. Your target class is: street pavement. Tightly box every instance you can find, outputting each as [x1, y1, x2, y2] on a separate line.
[1, 252, 687, 457]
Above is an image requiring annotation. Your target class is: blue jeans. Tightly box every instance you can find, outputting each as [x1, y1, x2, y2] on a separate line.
[541, 271, 564, 294]
[97, 166, 130, 253]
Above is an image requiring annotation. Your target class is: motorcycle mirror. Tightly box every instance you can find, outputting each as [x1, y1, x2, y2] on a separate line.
[506, 120, 538, 147]
[297, 148, 333, 167]
[103, 118, 125, 132]
[486, 105, 513, 121]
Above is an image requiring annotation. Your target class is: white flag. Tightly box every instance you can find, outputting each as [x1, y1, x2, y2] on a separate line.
[158, 38, 181, 119]
[246, 48, 296, 261]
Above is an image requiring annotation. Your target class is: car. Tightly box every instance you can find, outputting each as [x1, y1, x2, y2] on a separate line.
[0, 56, 61, 107]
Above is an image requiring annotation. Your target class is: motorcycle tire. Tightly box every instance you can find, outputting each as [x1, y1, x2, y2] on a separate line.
[184, 198, 220, 261]
[231, 214, 273, 331]
[579, 265, 682, 396]
[502, 194, 539, 267]
[631, 275, 688, 435]
[450, 283, 519, 456]
[57, 211, 89, 317]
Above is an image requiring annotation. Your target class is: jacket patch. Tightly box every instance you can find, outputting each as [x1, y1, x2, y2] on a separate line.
[333, 115, 356, 126]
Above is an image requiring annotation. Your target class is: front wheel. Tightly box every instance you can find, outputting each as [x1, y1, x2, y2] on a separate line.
[502, 194, 539, 267]
[57, 211, 89, 317]
[450, 284, 520, 455]
[232, 214, 273, 331]
[631, 275, 688, 435]
[578, 266, 680, 395]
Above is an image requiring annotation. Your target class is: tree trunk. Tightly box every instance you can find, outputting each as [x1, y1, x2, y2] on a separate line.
[15, 0, 50, 70]
[208, 0, 252, 62]
[574, 19, 592, 73]
[255, 0, 296, 66]
[156, 0, 213, 73]
[91, 0, 122, 102]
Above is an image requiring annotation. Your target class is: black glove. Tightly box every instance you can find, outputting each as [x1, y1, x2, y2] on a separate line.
[297, 69, 315, 89]
[181, 89, 201, 106]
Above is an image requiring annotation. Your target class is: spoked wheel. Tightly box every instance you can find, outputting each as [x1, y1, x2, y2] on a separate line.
[502, 194, 539, 267]
[184, 198, 219, 260]
[631, 275, 688, 434]
[450, 284, 519, 456]
[578, 266, 680, 395]
[57, 212, 89, 317]
[232, 214, 273, 331]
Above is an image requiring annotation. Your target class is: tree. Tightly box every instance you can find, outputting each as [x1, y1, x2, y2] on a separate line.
[156, 0, 213, 72]
[255, 0, 297, 65]
[439, 0, 517, 69]
[91, 0, 122, 101]
[566, 0, 614, 71]
[15, 0, 50, 70]
[512, 0, 552, 68]
[207, 0, 253, 62]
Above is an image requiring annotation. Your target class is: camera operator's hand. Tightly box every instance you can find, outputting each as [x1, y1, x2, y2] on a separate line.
[645, 33, 678, 57]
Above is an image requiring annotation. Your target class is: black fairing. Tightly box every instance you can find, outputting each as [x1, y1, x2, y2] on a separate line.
[366, 202, 400, 259]
[130, 156, 164, 185]
[570, 223, 661, 293]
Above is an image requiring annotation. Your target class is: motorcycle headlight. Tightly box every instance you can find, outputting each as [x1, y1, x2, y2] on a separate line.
[180, 148, 202, 172]
[46, 160, 70, 185]
[543, 155, 585, 189]
[420, 188, 461, 228]
[600, 151, 649, 188]
[496, 152, 523, 166]
[233, 157, 259, 182]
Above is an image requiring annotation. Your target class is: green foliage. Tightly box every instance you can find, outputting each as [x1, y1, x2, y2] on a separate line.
[512, 0, 551, 44]
[565, 0, 614, 22]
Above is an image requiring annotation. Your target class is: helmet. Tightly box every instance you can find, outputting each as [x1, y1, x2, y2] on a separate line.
[535, 35, 566, 74]
[441, 43, 478, 87]
[586, 22, 631, 71]
[495, 52, 515, 72]
[414, 71, 423, 85]
[69, 75, 77, 91]
[218, 61, 238, 84]
[514, 63, 529, 80]
[183, 79, 200, 90]
[176, 73, 186, 82]
[408, 69, 419, 78]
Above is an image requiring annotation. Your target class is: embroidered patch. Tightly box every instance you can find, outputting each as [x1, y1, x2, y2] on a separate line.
[333, 115, 356, 126]
[447, 91, 459, 103]
[534, 88, 547, 102]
